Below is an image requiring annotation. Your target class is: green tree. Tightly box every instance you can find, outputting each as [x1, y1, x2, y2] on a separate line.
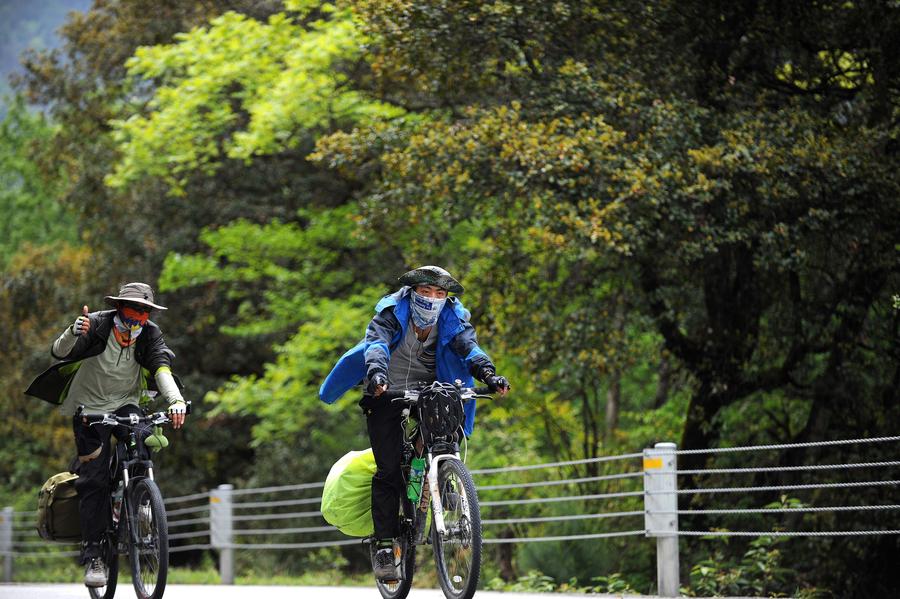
[320, 0, 900, 462]
[9, 0, 321, 518]
[106, 1, 403, 195]
[0, 97, 76, 266]
[309, 1, 900, 593]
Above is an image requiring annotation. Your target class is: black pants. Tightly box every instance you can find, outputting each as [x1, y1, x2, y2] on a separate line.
[361, 395, 407, 541]
[71, 404, 143, 562]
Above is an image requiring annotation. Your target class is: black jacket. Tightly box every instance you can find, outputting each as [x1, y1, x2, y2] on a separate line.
[25, 310, 180, 405]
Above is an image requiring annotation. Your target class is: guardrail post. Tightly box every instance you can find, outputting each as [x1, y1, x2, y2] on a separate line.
[644, 442, 679, 597]
[1, 506, 13, 582]
[210, 484, 234, 584]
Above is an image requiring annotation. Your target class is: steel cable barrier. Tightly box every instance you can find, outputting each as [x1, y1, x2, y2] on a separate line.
[3, 435, 898, 595]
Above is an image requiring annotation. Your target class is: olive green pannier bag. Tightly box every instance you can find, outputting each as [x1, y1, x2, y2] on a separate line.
[37, 471, 81, 542]
[320, 448, 377, 538]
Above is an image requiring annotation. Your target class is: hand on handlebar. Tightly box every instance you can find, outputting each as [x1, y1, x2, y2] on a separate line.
[168, 400, 187, 429]
[368, 373, 388, 397]
[486, 373, 510, 396]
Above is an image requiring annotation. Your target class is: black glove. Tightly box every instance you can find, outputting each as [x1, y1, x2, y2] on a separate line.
[367, 372, 388, 396]
[485, 373, 510, 393]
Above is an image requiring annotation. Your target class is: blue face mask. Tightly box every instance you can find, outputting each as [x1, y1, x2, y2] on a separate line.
[410, 291, 446, 329]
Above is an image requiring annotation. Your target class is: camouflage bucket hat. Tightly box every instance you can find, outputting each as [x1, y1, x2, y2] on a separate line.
[398, 266, 464, 294]
[104, 282, 167, 311]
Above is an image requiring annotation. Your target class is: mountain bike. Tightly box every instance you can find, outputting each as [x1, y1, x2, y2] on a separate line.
[370, 381, 493, 599]
[75, 404, 185, 599]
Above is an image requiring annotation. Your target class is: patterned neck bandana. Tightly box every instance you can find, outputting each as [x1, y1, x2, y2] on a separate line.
[410, 291, 446, 329]
[113, 312, 144, 348]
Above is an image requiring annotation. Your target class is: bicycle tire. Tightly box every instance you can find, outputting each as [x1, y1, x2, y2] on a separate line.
[87, 531, 119, 599]
[127, 478, 168, 599]
[431, 458, 481, 599]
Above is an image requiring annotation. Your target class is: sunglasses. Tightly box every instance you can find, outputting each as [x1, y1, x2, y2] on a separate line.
[121, 303, 152, 314]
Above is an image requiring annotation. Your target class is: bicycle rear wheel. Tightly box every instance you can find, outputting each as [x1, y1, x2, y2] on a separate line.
[127, 478, 168, 599]
[87, 531, 119, 599]
[431, 458, 481, 599]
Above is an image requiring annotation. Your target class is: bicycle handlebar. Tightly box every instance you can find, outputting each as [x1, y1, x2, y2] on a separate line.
[75, 401, 192, 426]
[382, 386, 494, 403]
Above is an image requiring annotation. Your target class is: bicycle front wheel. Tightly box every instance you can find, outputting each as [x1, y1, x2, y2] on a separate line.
[127, 478, 168, 599]
[431, 459, 481, 599]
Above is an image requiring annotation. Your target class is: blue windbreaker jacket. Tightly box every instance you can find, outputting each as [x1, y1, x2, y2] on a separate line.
[318, 288, 494, 436]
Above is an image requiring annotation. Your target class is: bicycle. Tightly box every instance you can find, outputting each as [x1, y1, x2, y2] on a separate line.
[75, 404, 186, 599]
[369, 381, 493, 599]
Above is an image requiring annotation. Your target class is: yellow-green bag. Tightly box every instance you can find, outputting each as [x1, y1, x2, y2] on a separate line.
[321, 448, 376, 537]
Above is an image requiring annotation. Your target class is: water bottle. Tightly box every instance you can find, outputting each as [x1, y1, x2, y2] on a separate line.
[112, 481, 124, 523]
[407, 457, 426, 502]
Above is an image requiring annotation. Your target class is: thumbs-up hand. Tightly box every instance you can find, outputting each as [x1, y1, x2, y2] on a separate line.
[72, 305, 91, 336]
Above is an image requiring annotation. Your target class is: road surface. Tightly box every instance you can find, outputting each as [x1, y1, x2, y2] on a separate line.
[0, 584, 668, 599]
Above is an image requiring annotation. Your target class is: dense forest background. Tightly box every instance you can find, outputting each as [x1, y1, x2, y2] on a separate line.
[1, 1, 898, 597]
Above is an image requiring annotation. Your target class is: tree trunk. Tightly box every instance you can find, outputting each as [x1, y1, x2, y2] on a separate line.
[497, 529, 516, 581]
[605, 374, 620, 438]
[605, 296, 626, 437]
[679, 384, 722, 470]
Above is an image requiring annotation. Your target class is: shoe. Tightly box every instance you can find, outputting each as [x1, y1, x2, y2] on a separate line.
[373, 546, 398, 581]
[84, 557, 108, 587]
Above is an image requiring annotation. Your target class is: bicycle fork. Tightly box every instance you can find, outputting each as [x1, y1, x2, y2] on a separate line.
[425, 453, 467, 536]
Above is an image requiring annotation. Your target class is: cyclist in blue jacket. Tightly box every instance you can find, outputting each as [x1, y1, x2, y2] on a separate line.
[319, 265, 508, 580]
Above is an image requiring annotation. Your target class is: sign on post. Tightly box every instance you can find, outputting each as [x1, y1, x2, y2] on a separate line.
[210, 484, 234, 584]
[1, 506, 13, 582]
[644, 442, 679, 597]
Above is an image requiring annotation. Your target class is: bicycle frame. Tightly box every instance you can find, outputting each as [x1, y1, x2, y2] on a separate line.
[373, 383, 489, 599]
[78, 404, 183, 599]
[394, 384, 489, 539]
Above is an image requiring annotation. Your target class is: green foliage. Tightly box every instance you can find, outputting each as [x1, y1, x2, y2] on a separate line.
[323, 0, 900, 465]
[205, 294, 371, 445]
[486, 570, 556, 593]
[5, 0, 900, 595]
[108, 6, 403, 194]
[0, 241, 94, 506]
[586, 572, 638, 594]
[686, 536, 822, 598]
[0, 96, 76, 266]
[486, 569, 639, 594]
[160, 204, 384, 337]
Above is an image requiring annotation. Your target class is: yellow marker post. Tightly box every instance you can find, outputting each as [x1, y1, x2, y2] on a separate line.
[1, 506, 12, 582]
[210, 484, 234, 584]
[643, 442, 679, 597]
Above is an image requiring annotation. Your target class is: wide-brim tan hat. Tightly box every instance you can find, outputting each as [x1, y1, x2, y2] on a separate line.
[104, 282, 167, 310]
